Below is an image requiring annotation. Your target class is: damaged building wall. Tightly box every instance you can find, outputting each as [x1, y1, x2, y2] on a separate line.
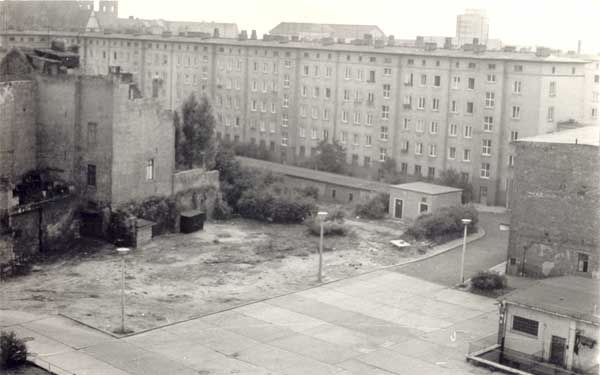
[110, 84, 174, 205]
[507, 141, 600, 278]
[173, 169, 220, 218]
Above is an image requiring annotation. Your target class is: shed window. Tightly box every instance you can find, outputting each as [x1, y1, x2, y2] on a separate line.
[578, 253, 589, 273]
[512, 316, 538, 336]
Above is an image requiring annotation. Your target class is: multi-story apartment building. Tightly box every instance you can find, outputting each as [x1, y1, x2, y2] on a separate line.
[456, 9, 489, 47]
[1, 30, 596, 207]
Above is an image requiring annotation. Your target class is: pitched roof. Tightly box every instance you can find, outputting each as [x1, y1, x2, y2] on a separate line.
[517, 126, 600, 147]
[503, 276, 600, 325]
[237, 156, 390, 193]
[391, 182, 462, 195]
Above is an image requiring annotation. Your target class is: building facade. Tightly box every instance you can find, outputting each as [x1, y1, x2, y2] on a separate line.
[506, 126, 600, 279]
[456, 9, 489, 47]
[1, 30, 598, 206]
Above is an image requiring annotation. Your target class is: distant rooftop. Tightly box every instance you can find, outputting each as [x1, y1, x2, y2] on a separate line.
[517, 126, 600, 147]
[503, 276, 600, 325]
[237, 156, 390, 193]
[391, 182, 462, 195]
[1, 30, 593, 64]
[270, 22, 385, 39]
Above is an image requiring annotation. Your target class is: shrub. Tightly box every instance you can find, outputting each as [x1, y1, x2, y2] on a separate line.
[237, 189, 315, 223]
[213, 195, 233, 220]
[119, 196, 178, 235]
[296, 186, 319, 200]
[306, 218, 347, 236]
[471, 271, 506, 290]
[0, 331, 27, 369]
[355, 192, 390, 219]
[404, 205, 478, 241]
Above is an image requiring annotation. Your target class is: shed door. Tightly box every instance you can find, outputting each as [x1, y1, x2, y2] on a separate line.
[394, 199, 403, 219]
[549, 335, 566, 367]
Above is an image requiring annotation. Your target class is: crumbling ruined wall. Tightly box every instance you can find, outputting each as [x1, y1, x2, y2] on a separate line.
[173, 169, 220, 218]
[507, 142, 600, 278]
[0, 80, 37, 189]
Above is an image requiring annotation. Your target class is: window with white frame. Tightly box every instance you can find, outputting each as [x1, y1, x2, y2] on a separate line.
[547, 106, 554, 122]
[403, 95, 412, 108]
[428, 144, 437, 157]
[451, 100, 458, 113]
[403, 118, 410, 130]
[314, 65, 319, 77]
[300, 105, 306, 117]
[311, 128, 318, 139]
[282, 113, 289, 126]
[449, 123, 458, 136]
[251, 100, 257, 111]
[448, 146, 456, 159]
[311, 107, 318, 119]
[366, 113, 373, 126]
[326, 66, 332, 77]
[508, 155, 515, 167]
[381, 105, 390, 119]
[432, 98, 440, 111]
[430, 121, 438, 134]
[416, 119, 424, 133]
[420, 74, 427, 86]
[384, 67, 392, 76]
[485, 92, 495, 108]
[510, 131, 519, 141]
[380, 126, 389, 140]
[404, 73, 414, 86]
[283, 74, 290, 88]
[487, 74, 496, 83]
[259, 120, 266, 132]
[415, 142, 423, 155]
[281, 131, 288, 146]
[434, 75, 441, 87]
[344, 67, 352, 79]
[146, 159, 154, 180]
[549, 81, 556, 97]
[466, 101, 474, 114]
[480, 162, 490, 178]
[512, 105, 521, 119]
[354, 112, 361, 124]
[353, 133, 359, 145]
[464, 125, 473, 138]
[484, 116, 493, 132]
[379, 148, 387, 162]
[282, 94, 289, 107]
[343, 89, 351, 101]
[342, 111, 348, 123]
[383, 84, 391, 99]
[418, 97, 426, 110]
[340, 131, 347, 143]
[468, 77, 475, 90]
[452, 76, 460, 89]
[323, 108, 330, 121]
[401, 140, 409, 152]
[302, 65, 309, 76]
[463, 149, 471, 161]
[365, 135, 372, 146]
[513, 80, 522, 94]
[357, 69, 363, 81]
[299, 127, 305, 138]
[313, 87, 320, 97]
[482, 139, 492, 155]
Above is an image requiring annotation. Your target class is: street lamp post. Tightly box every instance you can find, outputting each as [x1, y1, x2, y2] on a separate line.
[459, 219, 472, 285]
[317, 211, 328, 283]
[116, 247, 130, 333]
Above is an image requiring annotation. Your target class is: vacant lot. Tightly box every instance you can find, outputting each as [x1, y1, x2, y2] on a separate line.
[1, 217, 427, 334]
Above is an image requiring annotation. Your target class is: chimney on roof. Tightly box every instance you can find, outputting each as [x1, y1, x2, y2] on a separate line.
[415, 36, 424, 48]
[577, 40, 582, 54]
[387, 35, 395, 47]
[239, 30, 248, 40]
[444, 37, 452, 49]
[213, 28, 220, 38]
[251, 30, 257, 40]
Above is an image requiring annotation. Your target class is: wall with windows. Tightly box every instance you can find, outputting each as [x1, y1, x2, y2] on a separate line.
[507, 140, 599, 278]
[388, 185, 461, 220]
[111, 83, 174, 205]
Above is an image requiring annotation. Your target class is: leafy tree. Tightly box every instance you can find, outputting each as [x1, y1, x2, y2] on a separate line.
[309, 140, 347, 174]
[437, 168, 474, 203]
[177, 94, 216, 170]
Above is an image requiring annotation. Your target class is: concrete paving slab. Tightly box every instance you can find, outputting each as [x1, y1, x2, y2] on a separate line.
[387, 338, 465, 363]
[358, 348, 455, 375]
[235, 344, 328, 373]
[236, 302, 326, 332]
[431, 288, 497, 312]
[40, 350, 130, 374]
[0, 310, 49, 327]
[8, 325, 73, 357]
[172, 326, 261, 356]
[300, 323, 386, 352]
[160, 318, 214, 335]
[22, 316, 113, 349]
[337, 358, 400, 375]
[114, 353, 199, 375]
[121, 329, 182, 351]
[400, 296, 485, 323]
[201, 310, 297, 342]
[267, 293, 366, 323]
[81, 341, 149, 369]
[266, 333, 361, 364]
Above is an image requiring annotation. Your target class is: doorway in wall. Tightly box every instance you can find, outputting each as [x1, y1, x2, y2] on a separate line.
[394, 199, 403, 219]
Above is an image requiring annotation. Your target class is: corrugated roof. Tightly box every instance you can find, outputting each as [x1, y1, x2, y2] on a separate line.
[517, 126, 600, 146]
[237, 156, 390, 192]
[391, 182, 462, 195]
[503, 276, 600, 325]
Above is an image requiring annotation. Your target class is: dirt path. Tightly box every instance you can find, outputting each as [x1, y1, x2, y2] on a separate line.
[0, 218, 426, 334]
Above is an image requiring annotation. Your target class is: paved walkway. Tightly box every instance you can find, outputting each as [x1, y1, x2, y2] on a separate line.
[2, 269, 498, 375]
[394, 212, 509, 286]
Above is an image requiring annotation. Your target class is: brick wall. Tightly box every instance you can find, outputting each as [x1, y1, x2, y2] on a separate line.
[507, 142, 600, 278]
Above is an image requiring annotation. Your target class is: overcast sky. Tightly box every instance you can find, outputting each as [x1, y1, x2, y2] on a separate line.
[116, 0, 600, 54]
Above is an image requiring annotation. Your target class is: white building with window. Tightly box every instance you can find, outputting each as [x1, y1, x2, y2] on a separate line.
[468, 276, 599, 375]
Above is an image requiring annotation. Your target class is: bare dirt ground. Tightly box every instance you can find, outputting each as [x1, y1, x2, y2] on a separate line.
[0, 217, 426, 334]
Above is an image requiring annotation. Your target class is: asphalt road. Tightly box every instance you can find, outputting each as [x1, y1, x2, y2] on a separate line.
[393, 211, 509, 286]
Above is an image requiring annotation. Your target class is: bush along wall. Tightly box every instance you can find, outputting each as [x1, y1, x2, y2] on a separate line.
[404, 205, 479, 243]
